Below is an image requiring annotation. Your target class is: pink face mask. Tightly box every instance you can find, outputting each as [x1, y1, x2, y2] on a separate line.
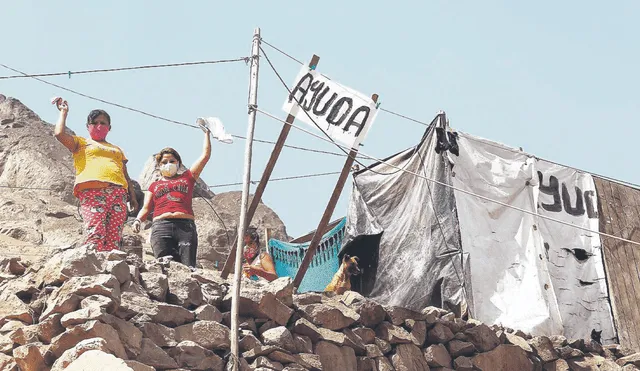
[88, 125, 109, 141]
[244, 243, 259, 263]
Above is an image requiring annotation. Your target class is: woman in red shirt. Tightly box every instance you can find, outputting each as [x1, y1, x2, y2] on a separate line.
[132, 125, 211, 267]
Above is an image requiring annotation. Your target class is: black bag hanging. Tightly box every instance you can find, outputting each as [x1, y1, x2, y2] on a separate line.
[435, 127, 450, 154]
[447, 131, 459, 156]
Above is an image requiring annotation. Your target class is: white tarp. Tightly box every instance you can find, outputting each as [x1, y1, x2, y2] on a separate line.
[282, 66, 378, 148]
[452, 134, 616, 342]
[535, 162, 616, 343]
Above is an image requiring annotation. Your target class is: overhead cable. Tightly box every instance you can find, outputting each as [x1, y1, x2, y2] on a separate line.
[0, 58, 249, 80]
[259, 39, 640, 189]
[0, 171, 343, 192]
[253, 106, 640, 248]
[0, 63, 345, 157]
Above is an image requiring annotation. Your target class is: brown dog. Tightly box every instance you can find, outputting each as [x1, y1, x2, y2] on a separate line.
[325, 254, 362, 294]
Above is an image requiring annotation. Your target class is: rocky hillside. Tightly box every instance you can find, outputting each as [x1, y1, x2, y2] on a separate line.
[0, 94, 76, 203]
[0, 94, 288, 267]
[1, 248, 639, 371]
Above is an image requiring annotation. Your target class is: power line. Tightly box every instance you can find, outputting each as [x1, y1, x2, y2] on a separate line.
[209, 171, 341, 188]
[253, 106, 640, 248]
[0, 63, 345, 157]
[0, 185, 61, 191]
[1, 63, 199, 129]
[259, 39, 640, 190]
[5, 49, 638, 246]
[380, 108, 428, 126]
[232, 134, 343, 157]
[0, 58, 249, 80]
[0, 171, 343, 192]
[260, 39, 305, 65]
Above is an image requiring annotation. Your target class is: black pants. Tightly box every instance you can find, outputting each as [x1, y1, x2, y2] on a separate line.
[150, 219, 198, 267]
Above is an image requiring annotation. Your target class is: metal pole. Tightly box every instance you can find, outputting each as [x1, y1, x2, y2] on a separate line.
[229, 27, 260, 370]
[221, 55, 321, 279]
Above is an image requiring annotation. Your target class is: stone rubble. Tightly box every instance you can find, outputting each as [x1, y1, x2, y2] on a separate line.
[0, 251, 639, 371]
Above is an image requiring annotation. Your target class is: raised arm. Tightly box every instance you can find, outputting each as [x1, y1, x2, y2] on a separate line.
[190, 127, 211, 180]
[53, 99, 77, 152]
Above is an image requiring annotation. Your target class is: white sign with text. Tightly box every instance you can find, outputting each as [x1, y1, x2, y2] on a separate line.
[282, 66, 378, 148]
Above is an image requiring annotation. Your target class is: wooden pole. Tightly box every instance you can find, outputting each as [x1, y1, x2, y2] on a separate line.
[229, 27, 261, 371]
[221, 54, 321, 279]
[293, 94, 378, 288]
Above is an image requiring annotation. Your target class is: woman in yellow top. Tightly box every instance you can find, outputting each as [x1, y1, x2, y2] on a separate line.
[53, 97, 138, 252]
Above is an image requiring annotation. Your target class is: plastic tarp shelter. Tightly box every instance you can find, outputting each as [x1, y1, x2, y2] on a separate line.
[342, 115, 616, 342]
[342, 115, 469, 317]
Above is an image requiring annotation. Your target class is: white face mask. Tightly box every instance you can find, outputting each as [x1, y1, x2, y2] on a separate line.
[160, 163, 178, 177]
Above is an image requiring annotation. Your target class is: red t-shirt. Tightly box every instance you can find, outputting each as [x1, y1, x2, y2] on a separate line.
[149, 170, 196, 217]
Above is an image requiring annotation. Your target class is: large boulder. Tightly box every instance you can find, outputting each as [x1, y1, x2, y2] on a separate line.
[390, 343, 431, 371]
[167, 341, 224, 371]
[0, 96, 75, 203]
[50, 337, 111, 371]
[472, 344, 534, 371]
[221, 278, 294, 326]
[65, 350, 134, 371]
[0, 96, 85, 258]
[315, 341, 357, 370]
[115, 291, 195, 327]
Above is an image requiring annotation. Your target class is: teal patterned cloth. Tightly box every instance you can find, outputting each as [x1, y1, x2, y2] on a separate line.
[268, 218, 346, 293]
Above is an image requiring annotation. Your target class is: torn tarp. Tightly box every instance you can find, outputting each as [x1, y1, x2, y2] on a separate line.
[451, 133, 616, 342]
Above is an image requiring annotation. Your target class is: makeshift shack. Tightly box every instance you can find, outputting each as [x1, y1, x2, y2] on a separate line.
[341, 114, 640, 351]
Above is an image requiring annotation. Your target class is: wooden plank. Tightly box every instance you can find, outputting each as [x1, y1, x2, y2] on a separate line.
[628, 187, 640, 279]
[603, 180, 637, 350]
[595, 177, 640, 351]
[595, 178, 622, 341]
[619, 184, 640, 350]
[292, 95, 378, 288]
[292, 148, 359, 288]
[220, 55, 321, 279]
[595, 178, 630, 346]
[621, 186, 640, 281]
[611, 182, 640, 351]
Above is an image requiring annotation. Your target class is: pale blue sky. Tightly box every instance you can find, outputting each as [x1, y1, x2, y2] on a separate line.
[2, 1, 639, 237]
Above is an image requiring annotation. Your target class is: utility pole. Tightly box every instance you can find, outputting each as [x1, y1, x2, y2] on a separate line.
[220, 54, 320, 279]
[229, 27, 261, 371]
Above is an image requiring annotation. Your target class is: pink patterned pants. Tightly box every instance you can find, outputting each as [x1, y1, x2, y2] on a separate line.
[78, 186, 128, 252]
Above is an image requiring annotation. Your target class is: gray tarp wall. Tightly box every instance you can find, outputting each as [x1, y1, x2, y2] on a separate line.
[341, 116, 470, 315]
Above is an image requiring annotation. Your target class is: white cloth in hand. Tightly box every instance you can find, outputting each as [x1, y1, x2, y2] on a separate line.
[196, 117, 233, 144]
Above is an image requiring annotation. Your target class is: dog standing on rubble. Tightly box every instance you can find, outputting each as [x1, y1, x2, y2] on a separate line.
[325, 254, 362, 294]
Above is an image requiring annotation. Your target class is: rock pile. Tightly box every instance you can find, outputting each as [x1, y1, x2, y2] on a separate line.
[1, 248, 640, 371]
